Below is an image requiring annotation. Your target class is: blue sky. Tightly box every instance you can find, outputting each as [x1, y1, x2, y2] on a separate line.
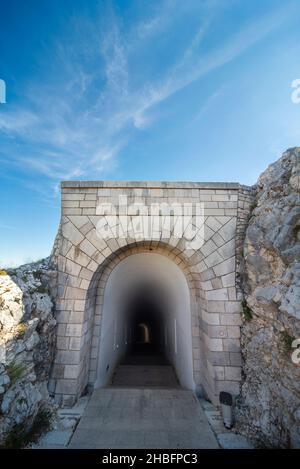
[0, 0, 300, 267]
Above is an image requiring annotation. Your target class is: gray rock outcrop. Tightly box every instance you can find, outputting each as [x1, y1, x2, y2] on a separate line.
[0, 259, 56, 445]
[236, 147, 300, 447]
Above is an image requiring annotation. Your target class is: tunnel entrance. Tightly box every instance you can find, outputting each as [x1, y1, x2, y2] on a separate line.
[95, 252, 195, 390]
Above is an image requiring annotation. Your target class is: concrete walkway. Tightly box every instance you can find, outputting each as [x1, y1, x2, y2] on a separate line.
[69, 387, 219, 449]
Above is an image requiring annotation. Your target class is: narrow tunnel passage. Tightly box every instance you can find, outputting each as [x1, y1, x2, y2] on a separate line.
[122, 288, 167, 366]
[95, 253, 195, 390]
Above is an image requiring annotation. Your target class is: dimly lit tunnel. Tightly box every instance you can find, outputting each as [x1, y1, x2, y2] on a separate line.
[95, 252, 195, 390]
[124, 288, 166, 362]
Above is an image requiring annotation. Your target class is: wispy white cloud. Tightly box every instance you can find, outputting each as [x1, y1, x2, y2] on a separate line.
[0, 110, 38, 133]
[130, 1, 296, 123]
[128, 0, 177, 44]
[190, 86, 226, 124]
[0, 0, 294, 193]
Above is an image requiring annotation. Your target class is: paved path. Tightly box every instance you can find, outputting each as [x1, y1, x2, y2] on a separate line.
[69, 388, 219, 449]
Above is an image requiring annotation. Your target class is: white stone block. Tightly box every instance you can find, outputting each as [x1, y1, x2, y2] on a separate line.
[224, 301, 242, 313]
[56, 350, 81, 365]
[220, 314, 242, 326]
[214, 366, 225, 380]
[224, 366, 241, 381]
[208, 338, 224, 352]
[204, 208, 225, 216]
[63, 208, 82, 215]
[69, 337, 82, 350]
[226, 326, 240, 339]
[206, 288, 228, 301]
[200, 240, 218, 257]
[62, 193, 85, 201]
[64, 365, 80, 379]
[68, 215, 89, 229]
[65, 324, 83, 337]
[201, 280, 213, 291]
[205, 251, 224, 268]
[79, 239, 97, 258]
[221, 272, 236, 288]
[213, 257, 235, 276]
[223, 338, 240, 352]
[206, 216, 222, 232]
[218, 239, 235, 260]
[62, 200, 80, 208]
[218, 218, 236, 242]
[202, 311, 220, 325]
[62, 221, 84, 246]
[208, 325, 227, 338]
[65, 259, 81, 276]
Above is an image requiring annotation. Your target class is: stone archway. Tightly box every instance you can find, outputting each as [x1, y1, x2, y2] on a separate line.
[51, 181, 253, 407]
[81, 241, 201, 397]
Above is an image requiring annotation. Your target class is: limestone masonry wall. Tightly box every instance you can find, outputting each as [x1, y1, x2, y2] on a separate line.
[51, 181, 252, 406]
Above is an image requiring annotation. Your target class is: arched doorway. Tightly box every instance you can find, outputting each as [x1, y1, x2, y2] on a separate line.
[136, 322, 151, 344]
[95, 252, 195, 390]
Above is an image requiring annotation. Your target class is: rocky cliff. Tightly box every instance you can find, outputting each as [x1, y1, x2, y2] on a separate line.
[0, 259, 56, 446]
[236, 147, 300, 447]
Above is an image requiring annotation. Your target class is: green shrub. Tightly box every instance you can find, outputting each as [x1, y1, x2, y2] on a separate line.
[34, 258, 45, 265]
[242, 299, 253, 321]
[32, 271, 42, 280]
[280, 330, 295, 356]
[35, 284, 48, 294]
[0, 269, 8, 276]
[7, 362, 26, 385]
[1, 408, 52, 448]
[15, 322, 27, 339]
[293, 224, 300, 239]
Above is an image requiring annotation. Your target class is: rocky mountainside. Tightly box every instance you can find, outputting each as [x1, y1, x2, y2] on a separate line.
[0, 259, 56, 446]
[236, 147, 300, 447]
[0, 148, 299, 448]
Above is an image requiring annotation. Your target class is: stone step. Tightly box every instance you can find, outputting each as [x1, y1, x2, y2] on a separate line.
[111, 364, 179, 388]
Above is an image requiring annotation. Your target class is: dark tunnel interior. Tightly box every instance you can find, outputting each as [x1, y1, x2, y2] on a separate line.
[122, 286, 168, 365]
[97, 252, 195, 389]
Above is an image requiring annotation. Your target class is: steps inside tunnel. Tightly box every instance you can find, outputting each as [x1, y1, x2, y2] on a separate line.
[111, 290, 180, 388]
[111, 364, 180, 388]
[111, 333, 180, 388]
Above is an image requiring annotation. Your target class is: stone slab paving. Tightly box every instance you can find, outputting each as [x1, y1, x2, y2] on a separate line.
[199, 398, 253, 449]
[217, 433, 253, 449]
[68, 388, 219, 449]
[32, 392, 253, 449]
